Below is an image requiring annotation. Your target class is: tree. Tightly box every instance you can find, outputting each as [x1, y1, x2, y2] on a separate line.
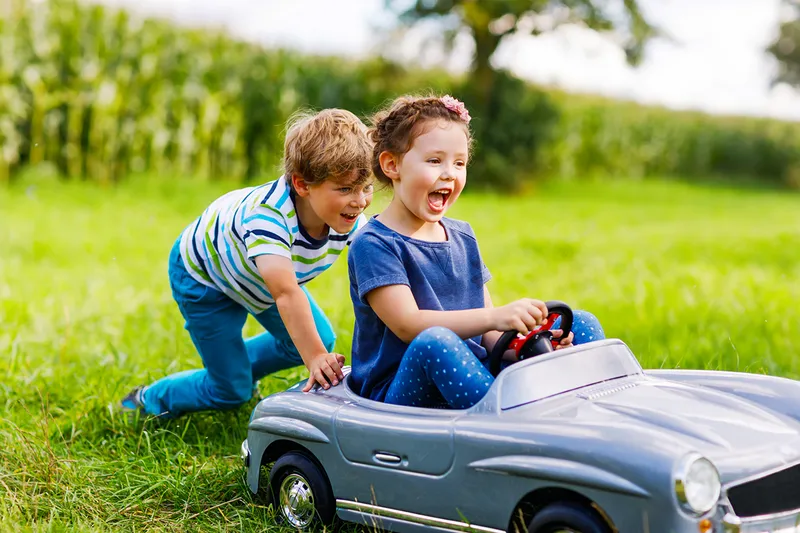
[384, 0, 659, 189]
[388, 0, 658, 102]
[768, 0, 800, 88]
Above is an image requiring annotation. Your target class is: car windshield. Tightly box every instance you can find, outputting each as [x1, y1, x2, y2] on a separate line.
[499, 342, 643, 410]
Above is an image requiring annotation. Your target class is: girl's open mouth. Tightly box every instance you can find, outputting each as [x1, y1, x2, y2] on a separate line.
[428, 189, 451, 212]
[341, 212, 359, 223]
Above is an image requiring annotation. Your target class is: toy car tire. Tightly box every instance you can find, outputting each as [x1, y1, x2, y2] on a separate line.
[268, 451, 337, 530]
[526, 501, 610, 533]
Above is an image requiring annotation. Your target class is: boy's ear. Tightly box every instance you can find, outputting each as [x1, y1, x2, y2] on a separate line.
[378, 151, 400, 182]
[291, 174, 312, 197]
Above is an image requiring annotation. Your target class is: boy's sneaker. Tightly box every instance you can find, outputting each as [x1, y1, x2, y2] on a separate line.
[119, 385, 148, 413]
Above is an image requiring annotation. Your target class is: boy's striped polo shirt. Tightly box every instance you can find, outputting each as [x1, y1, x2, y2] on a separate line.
[179, 176, 366, 314]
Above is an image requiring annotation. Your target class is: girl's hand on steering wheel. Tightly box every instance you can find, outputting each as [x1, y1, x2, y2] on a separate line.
[491, 298, 548, 334]
[552, 329, 574, 350]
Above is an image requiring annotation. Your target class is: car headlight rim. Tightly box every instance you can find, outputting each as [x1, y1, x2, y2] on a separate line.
[674, 453, 721, 515]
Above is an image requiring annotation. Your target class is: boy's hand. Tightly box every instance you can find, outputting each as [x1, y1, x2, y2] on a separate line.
[552, 329, 574, 350]
[302, 353, 346, 392]
[490, 298, 548, 334]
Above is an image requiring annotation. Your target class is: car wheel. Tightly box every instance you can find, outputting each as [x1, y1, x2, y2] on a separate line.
[269, 451, 336, 530]
[526, 502, 610, 533]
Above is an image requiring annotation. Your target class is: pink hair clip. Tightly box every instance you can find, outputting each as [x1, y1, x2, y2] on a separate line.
[440, 95, 471, 123]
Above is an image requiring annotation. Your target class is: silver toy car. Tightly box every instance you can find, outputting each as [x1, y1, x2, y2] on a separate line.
[242, 321, 800, 533]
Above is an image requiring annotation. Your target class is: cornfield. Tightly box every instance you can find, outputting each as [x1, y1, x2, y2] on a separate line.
[0, 0, 441, 184]
[0, 0, 799, 187]
[544, 93, 800, 186]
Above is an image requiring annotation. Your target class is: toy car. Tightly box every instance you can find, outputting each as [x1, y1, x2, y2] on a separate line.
[242, 303, 800, 533]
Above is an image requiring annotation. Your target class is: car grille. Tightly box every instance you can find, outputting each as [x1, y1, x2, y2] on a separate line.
[727, 462, 800, 518]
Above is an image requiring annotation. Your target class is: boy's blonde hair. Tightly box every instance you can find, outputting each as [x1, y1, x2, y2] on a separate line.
[283, 108, 373, 188]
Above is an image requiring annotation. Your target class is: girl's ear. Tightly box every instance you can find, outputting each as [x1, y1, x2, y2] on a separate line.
[378, 151, 401, 182]
[291, 174, 312, 197]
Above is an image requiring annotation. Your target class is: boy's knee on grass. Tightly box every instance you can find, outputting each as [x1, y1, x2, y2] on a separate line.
[209, 379, 256, 408]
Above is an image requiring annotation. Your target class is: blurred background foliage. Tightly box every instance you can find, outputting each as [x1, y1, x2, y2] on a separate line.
[0, 0, 799, 190]
[769, 0, 800, 88]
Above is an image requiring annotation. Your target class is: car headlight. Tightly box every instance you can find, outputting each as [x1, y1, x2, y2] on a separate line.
[674, 454, 721, 515]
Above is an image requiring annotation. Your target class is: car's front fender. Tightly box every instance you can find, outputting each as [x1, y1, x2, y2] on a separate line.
[248, 416, 331, 444]
[467, 455, 650, 499]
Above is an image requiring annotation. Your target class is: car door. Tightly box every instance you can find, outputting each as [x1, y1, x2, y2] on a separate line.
[333, 401, 458, 510]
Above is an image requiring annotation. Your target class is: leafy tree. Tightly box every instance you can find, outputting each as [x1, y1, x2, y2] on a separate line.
[386, 0, 658, 187]
[768, 0, 800, 87]
[388, 0, 658, 101]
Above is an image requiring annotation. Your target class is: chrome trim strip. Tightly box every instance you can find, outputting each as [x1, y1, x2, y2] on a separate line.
[727, 506, 800, 524]
[578, 381, 639, 400]
[721, 458, 800, 530]
[336, 499, 504, 533]
[240, 439, 250, 468]
[723, 456, 800, 490]
[722, 512, 742, 533]
[722, 507, 800, 533]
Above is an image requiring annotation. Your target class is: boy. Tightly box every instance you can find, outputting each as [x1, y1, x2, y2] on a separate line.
[121, 109, 374, 417]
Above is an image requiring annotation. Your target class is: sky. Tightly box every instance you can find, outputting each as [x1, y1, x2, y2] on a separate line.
[95, 0, 800, 122]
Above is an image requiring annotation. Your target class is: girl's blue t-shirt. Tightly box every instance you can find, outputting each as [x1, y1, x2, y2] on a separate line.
[347, 216, 492, 402]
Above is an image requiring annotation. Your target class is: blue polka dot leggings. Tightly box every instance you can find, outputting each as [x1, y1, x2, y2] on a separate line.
[384, 310, 605, 409]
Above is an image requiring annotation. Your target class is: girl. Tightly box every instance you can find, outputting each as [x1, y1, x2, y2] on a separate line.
[121, 108, 374, 418]
[347, 95, 604, 409]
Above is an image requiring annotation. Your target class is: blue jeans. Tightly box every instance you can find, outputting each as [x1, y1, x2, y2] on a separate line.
[384, 311, 604, 409]
[140, 239, 335, 417]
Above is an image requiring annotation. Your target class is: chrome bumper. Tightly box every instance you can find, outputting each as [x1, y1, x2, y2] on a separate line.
[723, 508, 800, 532]
[240, 439, 250, 468]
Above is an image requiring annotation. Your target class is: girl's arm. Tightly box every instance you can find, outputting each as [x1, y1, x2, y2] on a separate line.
[481, 285, 503, 353]
[365, 283, 548, 344]
[256, 255, 345, 392]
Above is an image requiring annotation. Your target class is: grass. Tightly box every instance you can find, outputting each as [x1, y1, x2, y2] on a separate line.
[1, 175, 799, 531]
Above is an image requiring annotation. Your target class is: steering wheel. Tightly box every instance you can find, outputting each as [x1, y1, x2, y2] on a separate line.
[488, 300, 573, 377]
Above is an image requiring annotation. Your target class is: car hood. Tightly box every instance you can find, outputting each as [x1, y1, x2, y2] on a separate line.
[510, 377, 800, 480]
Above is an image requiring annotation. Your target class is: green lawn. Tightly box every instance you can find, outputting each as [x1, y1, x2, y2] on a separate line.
[1, 176, 798, 531]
